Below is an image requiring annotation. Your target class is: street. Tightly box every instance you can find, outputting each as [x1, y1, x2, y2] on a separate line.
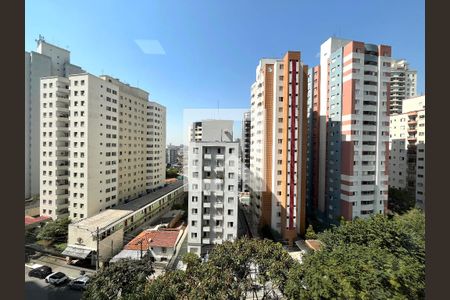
[25, 265, 84, 300]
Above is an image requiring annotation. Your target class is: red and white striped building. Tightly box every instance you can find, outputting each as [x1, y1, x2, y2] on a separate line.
[307, 37, 391, 223]
[249, 51, 307, 243]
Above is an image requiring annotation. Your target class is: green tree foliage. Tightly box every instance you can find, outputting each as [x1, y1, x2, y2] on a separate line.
[36, 217, 70, 242]
[388, 187, 416, 215]
[136, 237, 294, 300]
[284, 209, 425, 299]
[82, 257, 154, 300]
[305, 224, 317, 240]
[166, 167, 179, 179]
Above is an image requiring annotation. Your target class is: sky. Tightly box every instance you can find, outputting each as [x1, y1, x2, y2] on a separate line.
[26, 0, 425, 145]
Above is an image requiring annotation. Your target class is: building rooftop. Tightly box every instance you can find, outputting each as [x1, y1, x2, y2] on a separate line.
[25, 215, 51, 226]
[114, 180, 185, 212]
[69, 180, 186, 231]
[70, 209, 132, 231]
[125, 227, 183, 250]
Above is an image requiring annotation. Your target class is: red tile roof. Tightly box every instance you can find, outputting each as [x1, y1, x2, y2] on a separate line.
[125, 228, 181, 250]
[25, 215, 51, 226]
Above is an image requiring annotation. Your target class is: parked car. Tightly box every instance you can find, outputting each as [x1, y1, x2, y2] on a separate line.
[68, 275, 90, 290]
[28, 265, 53, 279]
[45, 272, 68, 285]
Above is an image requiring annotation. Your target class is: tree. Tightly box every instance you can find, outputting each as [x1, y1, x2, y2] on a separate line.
[140, 237, 295, 299]
[36, 217, 70, 242]
[388, 187, 415, 215]
[82, 257, 154, 300]
[284, 209, 425, 299]
[166, 167, 179, 179]
[305, 224, 317, 240]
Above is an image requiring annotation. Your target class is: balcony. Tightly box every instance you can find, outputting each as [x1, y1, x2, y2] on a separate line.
[213, 227, 223, 233]
[56, 160, 69, 169]
[204, 154, 212, 160]
[203, 226, 210, 232]
[216, 154, 225, 160]
[215, 190, 224, 196]
[407, 136, 417, 142]
[202, 238, 211, 244]
[408, 119, 417, 125]
[203, 202, 211, 208]
[204, 166, 211, 172]
[203, 178, 211, 184]
[213, 214, 223, 220]
[203, 214, 211, 220]
[203, 190, 211, 196]
[214, 202, 224, 208]
[215, 166, 224, 172]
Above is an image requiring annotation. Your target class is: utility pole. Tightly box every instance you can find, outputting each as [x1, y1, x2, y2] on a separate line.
[111, 240, 114, 259]
[96, 227, 100, 271]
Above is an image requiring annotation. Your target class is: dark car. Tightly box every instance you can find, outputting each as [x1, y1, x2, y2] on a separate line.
[28, 266, 53, 279]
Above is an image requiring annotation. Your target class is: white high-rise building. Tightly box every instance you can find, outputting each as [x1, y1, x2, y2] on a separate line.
[389, 96, 425, 208]
[40, 73, 166, 220]
[390, 59, 418, 115]
[187, 121, 239, 256]
[25, 36, 83, 199]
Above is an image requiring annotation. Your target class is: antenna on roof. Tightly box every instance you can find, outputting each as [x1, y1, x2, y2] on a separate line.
[35, 34, 45, 46]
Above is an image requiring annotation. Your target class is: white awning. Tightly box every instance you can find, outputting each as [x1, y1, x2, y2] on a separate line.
[62, 245, 93, 259]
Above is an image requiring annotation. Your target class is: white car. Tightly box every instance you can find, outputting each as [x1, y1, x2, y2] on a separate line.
[45, 272, 68, 285]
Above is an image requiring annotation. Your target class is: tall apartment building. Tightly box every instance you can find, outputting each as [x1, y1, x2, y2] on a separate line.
[25, 36, 83, 199]
[241, 111, 251, 192]
[189, 120, 233, 142]
[306, 66, 321, 217]
[249, 51, 308, 243]
[307, 37, 391, 224]
[166, 145, 179, 166]
[390, 59, 417, 115]
[187, 122, 239, 255]
[389, 96, 425, 208]
[40, 73, 166, 220]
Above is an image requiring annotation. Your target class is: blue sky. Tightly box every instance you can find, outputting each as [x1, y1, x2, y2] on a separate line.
[26, 0, 425, 145]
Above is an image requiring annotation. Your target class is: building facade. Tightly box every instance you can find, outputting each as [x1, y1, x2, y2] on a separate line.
[64, 181, 186, 266]
[249, 51, 308, 243]
[390, 59, 418, 115]
[389, 96, 425, 208]
[189, 120, 234, 143]
[40, 73, 166, 220]
[25, 36, 83, 199]
[310, 37, 391, 224]
[187, 122, 239, 256]
[241, 111, 251, 192]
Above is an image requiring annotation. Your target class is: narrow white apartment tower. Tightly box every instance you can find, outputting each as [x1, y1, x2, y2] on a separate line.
[187, 121, 239, 256]
[25, 36, 83, 200]
[389, 96, 425, 208]
[390, 59, 418, 115]
[39, 77, 71, 219]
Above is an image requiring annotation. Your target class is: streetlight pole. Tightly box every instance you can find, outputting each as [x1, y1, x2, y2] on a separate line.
[96, 227, 100, 271]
